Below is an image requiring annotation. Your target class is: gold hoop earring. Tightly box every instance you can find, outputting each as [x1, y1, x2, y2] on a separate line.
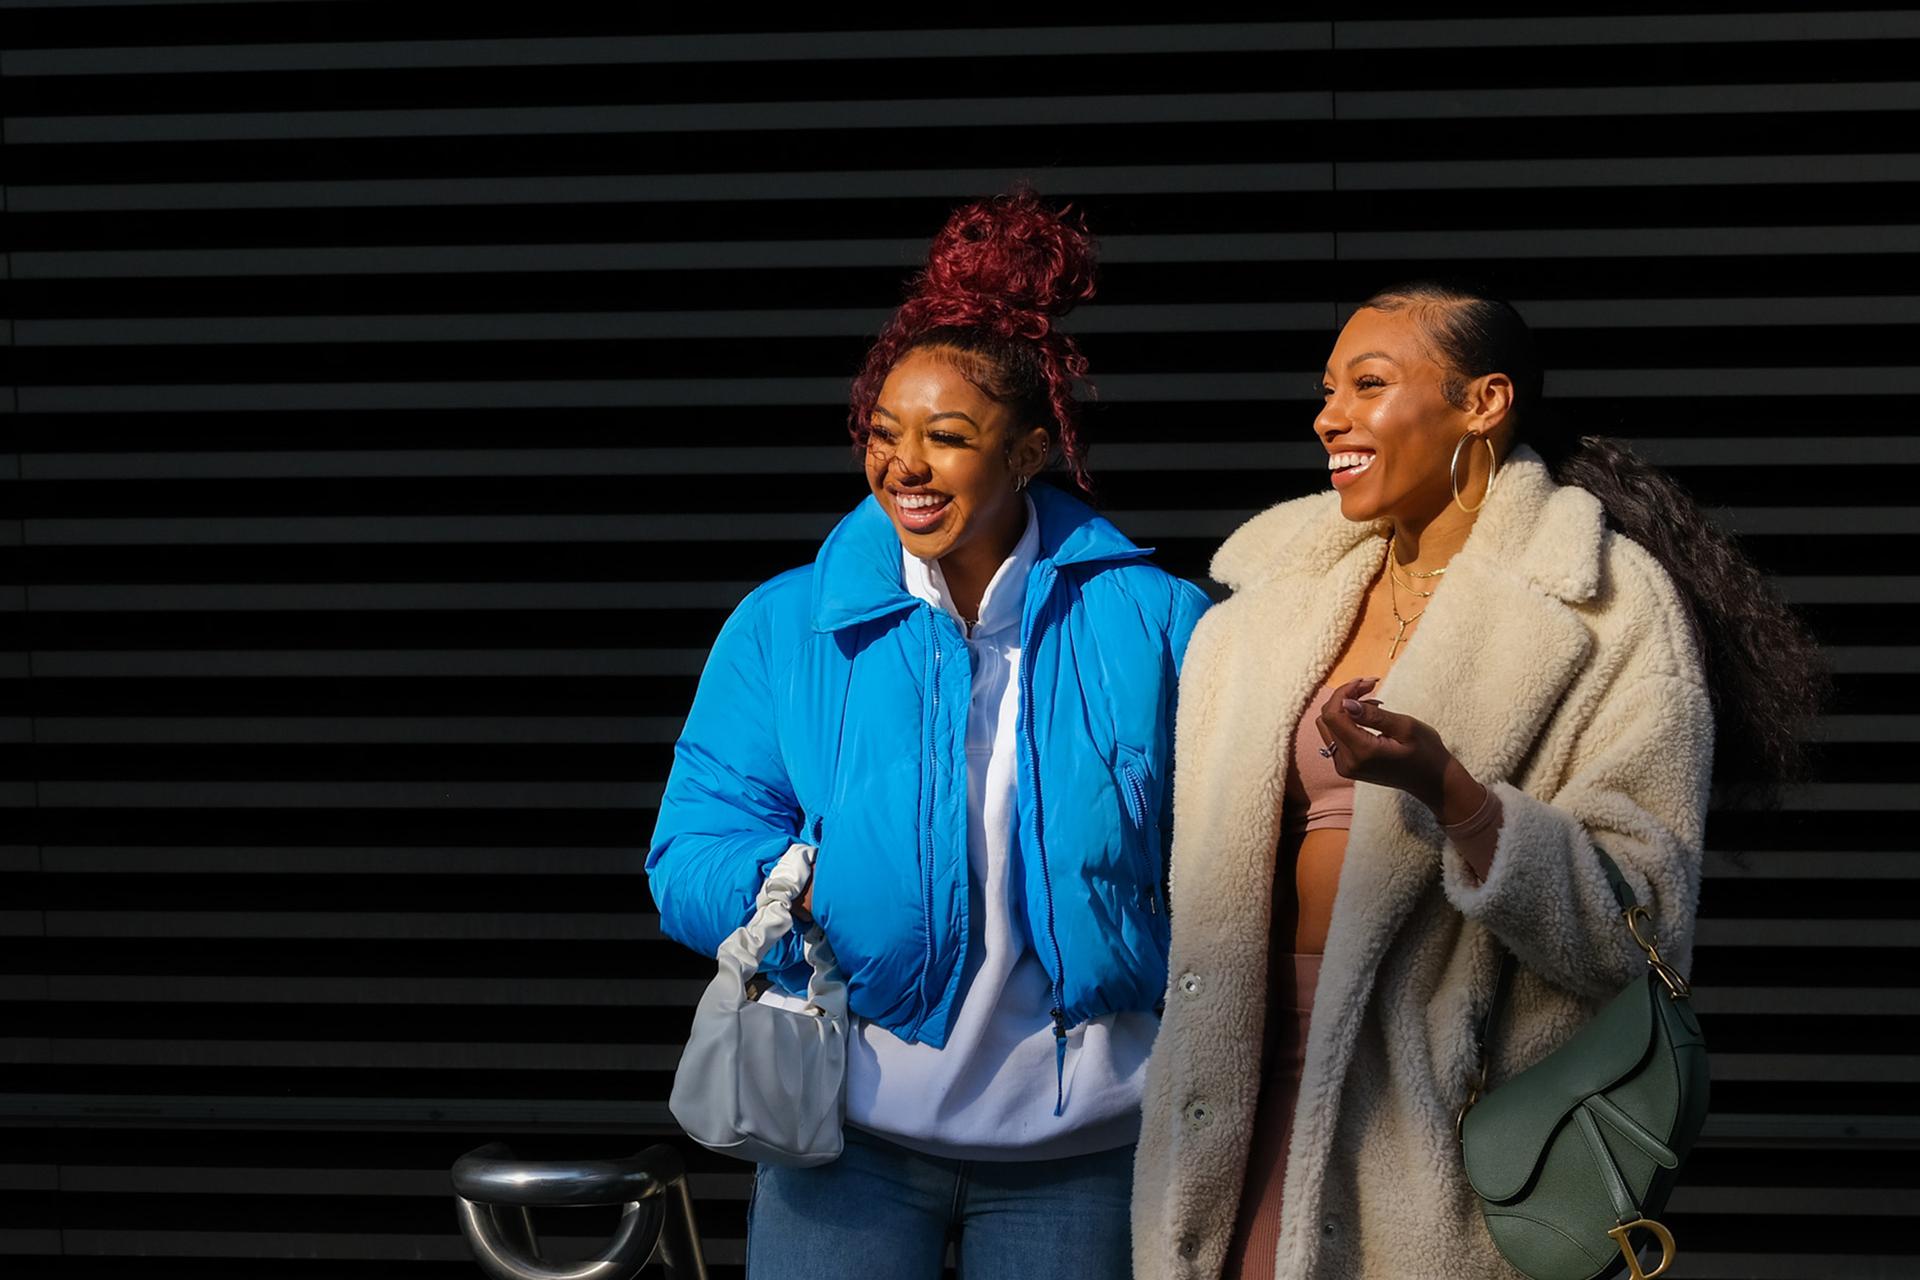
[1450, 431, 1498, 514]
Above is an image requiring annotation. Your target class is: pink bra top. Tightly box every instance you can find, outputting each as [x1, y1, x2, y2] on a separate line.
[1281, 679, 1356, 834]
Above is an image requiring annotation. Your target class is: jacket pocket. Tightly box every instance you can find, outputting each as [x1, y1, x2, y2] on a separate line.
[1114, 743, 1162, 917]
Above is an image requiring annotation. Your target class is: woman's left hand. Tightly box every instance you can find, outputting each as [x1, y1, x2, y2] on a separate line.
[1314, 677, 1475, 819]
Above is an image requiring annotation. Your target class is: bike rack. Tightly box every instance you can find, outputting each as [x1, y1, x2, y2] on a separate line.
[452, 1141, 709, 1280]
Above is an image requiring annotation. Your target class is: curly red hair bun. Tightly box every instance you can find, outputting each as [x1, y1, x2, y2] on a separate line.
[920, 189, 1098, 324]
[849, 185, 1100, 493]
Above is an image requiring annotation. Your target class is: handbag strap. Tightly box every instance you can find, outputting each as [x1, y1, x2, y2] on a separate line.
[717, 843, 849, 1019]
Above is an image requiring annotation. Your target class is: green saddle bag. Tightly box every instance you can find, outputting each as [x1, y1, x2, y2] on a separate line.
[1458, 851, 1710, 1280]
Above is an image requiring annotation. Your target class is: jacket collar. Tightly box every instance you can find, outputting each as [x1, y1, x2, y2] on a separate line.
[810, 481, 1153, 633]
[1208, 442, 1605, 606]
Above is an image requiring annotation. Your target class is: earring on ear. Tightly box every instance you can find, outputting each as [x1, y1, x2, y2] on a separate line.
[1014, 472, 1030, 492]
[1450, 431, 1498, 514]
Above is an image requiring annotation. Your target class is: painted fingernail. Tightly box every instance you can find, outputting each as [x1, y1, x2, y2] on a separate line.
[1342, 698, 1364, 715]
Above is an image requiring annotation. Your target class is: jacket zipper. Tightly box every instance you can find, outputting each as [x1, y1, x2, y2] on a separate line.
[913, 603, 942, 1039]
[1022, 592, 1073, 1115]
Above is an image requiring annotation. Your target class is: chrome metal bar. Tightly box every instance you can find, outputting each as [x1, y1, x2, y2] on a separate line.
[452, 1142, 705, 1280]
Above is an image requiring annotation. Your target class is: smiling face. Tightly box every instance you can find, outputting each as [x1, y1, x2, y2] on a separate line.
[1315, 305, 1507, 525]
[863, 345, 1051, 564]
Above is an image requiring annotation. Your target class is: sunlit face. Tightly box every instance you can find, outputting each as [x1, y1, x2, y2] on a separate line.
[1315, 306, 1489, 525]
[864, 346, 1049, 562]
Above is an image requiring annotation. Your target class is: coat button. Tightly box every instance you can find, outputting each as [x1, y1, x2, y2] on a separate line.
[1323, 1217, 1338, 1237]
[1176, 1232, 1199, 1259]
[1179, 971, 1202, 995]
[1183, 1099, 1214, 1129]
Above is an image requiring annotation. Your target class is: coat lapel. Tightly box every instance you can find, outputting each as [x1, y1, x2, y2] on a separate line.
[1177, 529, 1383, 902]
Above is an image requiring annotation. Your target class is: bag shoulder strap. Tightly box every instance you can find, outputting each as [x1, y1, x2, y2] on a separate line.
[1592, 849, 1639, 916]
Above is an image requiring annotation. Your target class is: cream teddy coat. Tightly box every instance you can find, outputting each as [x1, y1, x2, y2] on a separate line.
[1131, 443, 1715, 1279]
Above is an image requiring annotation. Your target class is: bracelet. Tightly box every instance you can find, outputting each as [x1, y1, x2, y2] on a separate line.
[1441, 782, 1498, 837]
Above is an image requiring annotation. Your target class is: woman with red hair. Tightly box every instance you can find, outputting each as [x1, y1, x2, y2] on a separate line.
[649, 188, 1210, 1278]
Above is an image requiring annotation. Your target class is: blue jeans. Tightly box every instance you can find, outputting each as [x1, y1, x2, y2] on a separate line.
[745, 1125, 1135, 1280]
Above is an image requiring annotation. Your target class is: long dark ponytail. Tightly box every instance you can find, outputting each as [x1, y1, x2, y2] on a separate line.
[1361, 280, 1829, 806]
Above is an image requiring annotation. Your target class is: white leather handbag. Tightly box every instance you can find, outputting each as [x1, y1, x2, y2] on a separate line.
[667, 842, 849, 1167]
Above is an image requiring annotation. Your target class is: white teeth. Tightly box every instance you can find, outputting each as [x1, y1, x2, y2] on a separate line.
[1328, 452, 1376, 473]
[896, 492, 947, 510]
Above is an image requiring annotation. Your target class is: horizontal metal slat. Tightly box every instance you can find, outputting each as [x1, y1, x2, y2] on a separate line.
[1690, 987, 1920, 1015]
[1340, 81, 1920, 119]
[7, 166, 1341, 211]
[12, 508, 1917, 544]
[18, 296, 1920, 347]
[1695, 919, 1920, 947]
[11, 229, 1334, 278]
[1704, 850, 1920, 878]
[31, 911, 663, 940]
[2, 23, 1335, 76]
[3, 1038, 681, 1071]
[1338, 13, 1920, 47]
[25, 435, 1920, 479]
[16, 368, 1920, 414]
[31, 716, 686, 744]
[1711, 1056, 1920, 1083]
[1340, 226, 1920, 259]
[37, 975, 706, 1005]
[8, 92, 1333, 144]
[38, 846, 641, 874]
[31, 780, 663, 808]
[1341, 153, 1920, 189]
[0, 1093, 678, 1132]
[26, 582, 757, 610]
[28, 649, 713, 677]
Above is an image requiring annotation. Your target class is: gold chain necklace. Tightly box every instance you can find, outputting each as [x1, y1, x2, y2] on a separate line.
[1390, 568, 1437, 599]
[1389, 531, 1449, 578]
[1384, 533, 1444, 659]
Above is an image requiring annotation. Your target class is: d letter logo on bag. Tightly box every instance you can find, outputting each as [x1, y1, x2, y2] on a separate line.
[1605, 1218, 1676, 1280]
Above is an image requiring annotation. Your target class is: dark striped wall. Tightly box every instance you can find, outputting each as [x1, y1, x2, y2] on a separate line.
[2, 7, 1916, 1278]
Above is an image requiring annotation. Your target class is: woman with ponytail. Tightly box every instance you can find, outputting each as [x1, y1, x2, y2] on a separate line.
[1131, 281, 1826, 1279]
[648, 188, 1209, 1278]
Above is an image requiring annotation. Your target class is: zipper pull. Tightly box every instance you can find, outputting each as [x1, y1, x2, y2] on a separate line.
[1050, 1008, 1069, 1117]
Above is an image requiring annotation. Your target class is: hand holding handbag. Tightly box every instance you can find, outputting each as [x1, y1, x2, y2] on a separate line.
[668, 842, 849, 1167]
[1458, 849, 1709, 1280]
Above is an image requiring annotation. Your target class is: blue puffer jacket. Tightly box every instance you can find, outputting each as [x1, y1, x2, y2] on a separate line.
[647, 481, 1211, 1056]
